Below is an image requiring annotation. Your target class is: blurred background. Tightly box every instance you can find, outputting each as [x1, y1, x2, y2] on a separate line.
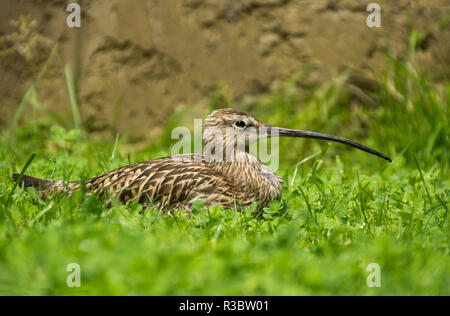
[1, 1, 448, 137]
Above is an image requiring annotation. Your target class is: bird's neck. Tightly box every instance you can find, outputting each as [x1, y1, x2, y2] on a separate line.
[205, 150, 283, 201]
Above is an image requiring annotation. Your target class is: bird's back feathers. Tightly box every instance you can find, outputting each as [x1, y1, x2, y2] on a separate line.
[13, 153, 283, 213]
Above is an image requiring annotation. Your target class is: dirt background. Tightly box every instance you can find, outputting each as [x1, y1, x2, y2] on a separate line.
[0, 0, 449, 140]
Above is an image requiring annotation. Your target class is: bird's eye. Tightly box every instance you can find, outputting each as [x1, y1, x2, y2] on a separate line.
[235, 120, 246, 128]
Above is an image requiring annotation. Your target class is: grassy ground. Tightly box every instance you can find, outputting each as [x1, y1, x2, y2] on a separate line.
[0, 42, 448, 295]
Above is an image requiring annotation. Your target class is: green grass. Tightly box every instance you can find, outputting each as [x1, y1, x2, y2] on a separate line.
[0, 42, 449, 295]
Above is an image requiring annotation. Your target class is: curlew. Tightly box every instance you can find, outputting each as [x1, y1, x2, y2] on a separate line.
[13, 108, 391, 213]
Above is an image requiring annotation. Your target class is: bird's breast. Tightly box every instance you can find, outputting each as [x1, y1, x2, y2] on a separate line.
[224, 153, 284, 206]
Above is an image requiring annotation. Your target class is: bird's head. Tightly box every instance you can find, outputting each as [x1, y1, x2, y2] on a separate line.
[203, 108, 265, 151]
[202, 108, 391, 163]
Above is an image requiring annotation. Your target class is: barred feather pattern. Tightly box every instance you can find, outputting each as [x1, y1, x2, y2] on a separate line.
[21, 152, 283, 213]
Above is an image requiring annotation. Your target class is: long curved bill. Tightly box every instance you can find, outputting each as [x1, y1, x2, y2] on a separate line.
[265, 125, 391, 162]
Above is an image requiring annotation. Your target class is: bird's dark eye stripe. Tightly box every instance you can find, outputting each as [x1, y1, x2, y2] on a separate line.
[235, 120, 246, 128]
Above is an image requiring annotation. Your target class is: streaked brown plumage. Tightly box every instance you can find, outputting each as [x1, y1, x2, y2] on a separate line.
[13, 108, 391, 213]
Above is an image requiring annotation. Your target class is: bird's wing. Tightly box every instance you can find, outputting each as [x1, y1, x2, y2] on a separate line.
[84, 154, 236, 209]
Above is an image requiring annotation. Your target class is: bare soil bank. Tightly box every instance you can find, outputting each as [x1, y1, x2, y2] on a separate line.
[0, 0, 448, 139]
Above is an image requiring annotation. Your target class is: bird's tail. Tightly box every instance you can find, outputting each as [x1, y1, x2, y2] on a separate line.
[12, 173, 77, 198]
[12, 173, 55, 189]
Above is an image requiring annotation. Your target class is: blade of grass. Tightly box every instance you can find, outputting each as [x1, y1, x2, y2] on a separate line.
[290, 144, 329, 187]
[413, 154, 432, 205]
[356, 173, 372, 233]
[64, 64, 81, 129]
[29, 89, 67, 126]
[111, 134, 120, 160]
[298, 186, 316, 224]
[5, 153, 36, 208]
[11, 44, 59, 128]
[12, 85, 36, 128]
